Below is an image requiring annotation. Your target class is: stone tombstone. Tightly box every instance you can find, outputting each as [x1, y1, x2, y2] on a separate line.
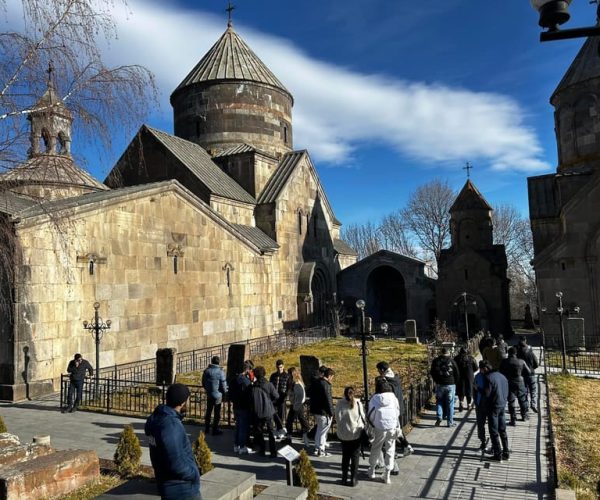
[300, 355, 321, 389]
[365, 316, 372, 333]
[565, 317, 585, 351]
[405, 319, 420, 344]
[524, 304, 535, 330]
[156, 348, 177, 385]
[227, 344, 246, 383]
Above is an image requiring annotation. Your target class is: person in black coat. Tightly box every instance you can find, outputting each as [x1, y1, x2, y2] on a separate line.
[269, 359, 290, 436]
[482, 362, 510, 462]
[499, 347, 530, 425]
[250, 366, 279, 457]
[63, 353, 93, 413]
[516, 337, 539, 412]
[309, 367, 335, 456]
[454, 347, 478, 411]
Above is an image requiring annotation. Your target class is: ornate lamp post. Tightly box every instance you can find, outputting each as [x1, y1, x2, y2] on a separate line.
[83, 302, 111, 390]
[356, 299, 369, 401]
[531, 0, 600, 41]
[555, 292, 569, 374]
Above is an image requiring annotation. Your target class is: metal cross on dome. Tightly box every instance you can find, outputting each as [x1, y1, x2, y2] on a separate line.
[463, 161, 473, 179]
[226, 1, 235, 26]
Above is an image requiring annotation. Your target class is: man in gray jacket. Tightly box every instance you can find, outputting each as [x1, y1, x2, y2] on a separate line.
[202, 356, 228, 436]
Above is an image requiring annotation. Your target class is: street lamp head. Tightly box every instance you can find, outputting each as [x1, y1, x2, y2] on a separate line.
[83, 320, 88, 328]
[106, 320, 112, 328]
[93, 302, 100, 310]
[462, 292, 467, 297]
[380, 322, 388, 334]
[356, 299, 366, 310]
[556, 291, 563, 299]
[574, 306, 580, 314]
[531, 0, 572, 30]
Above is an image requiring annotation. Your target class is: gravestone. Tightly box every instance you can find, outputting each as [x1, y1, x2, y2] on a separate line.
[227, 344, 246, 383]
[365, 317, 372, 333]
[565, 317, 585, 350]
[405, 319, 419, 344]
[524, 304, 535, 330]
[156, 348, 177, 385]
[300, 355, 321, 389]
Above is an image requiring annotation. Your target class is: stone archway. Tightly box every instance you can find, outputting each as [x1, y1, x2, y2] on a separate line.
[366, 266, 407, 324]
[450, 293, 488, 337]
[297, 262, 331, 327]
[311, 267, 329, 326]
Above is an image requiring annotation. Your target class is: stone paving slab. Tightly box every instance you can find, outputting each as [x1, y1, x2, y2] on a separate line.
[0, 345, 553, 499]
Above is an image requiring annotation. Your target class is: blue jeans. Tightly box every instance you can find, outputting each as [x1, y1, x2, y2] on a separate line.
[67, 379, 84, 408]
[234, 409, 250, 448]
[436, 384, 456, 425]
[487, 406, 508, 457]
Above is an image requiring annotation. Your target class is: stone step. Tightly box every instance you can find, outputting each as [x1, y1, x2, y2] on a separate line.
[0, 449, 99, 499]
[0, 433, 53, 467]
[254, 484, 308, 500]
[201, 468, 255, 500]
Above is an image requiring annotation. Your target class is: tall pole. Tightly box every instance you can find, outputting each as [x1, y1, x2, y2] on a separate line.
[356, 299, 368, 402]
[94, 306, 100, 390]
[463, 292, 470, 342]
[556, 292, 568, 374]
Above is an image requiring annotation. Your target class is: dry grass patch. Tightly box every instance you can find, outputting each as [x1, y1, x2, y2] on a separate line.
[548, 374, 600, 499]
[56, 473, 124, 500]
[179, 338, 429, 398]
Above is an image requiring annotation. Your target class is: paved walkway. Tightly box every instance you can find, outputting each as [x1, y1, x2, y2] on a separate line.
[0, 343, 553, 499]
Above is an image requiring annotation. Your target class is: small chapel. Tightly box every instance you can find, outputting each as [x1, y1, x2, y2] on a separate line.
[0, 22, 357, 400]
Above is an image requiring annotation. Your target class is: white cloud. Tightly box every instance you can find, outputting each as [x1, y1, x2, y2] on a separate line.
[102, 0, 549, 173]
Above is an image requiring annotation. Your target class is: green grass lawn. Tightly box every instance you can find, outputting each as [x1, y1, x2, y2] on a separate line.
[179, 337, 430, 398]
[548, 374, 600, 499]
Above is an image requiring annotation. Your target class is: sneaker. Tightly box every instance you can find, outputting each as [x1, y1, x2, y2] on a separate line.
[367, 467, 376, 479]
[405, 445, 414, 456]
[239, 447, 252, 455]
[281, 427, 288, 436]
[233, 445, 240, 453]
[502, 451, 510, 461]
[479, 440, 487, 451]
[490, 454, 503, 462]
[319, 450, 331, 457]
[448, 422, 457, 427]
[391, 468, 400, 476]
[312, 448, 320, 456]
[458, 405, 464, 412]
[509, 420, 516, 426]
[531, 406, 539, 414]
[435, 418, 442, 426]
[383, 470, 391, 484]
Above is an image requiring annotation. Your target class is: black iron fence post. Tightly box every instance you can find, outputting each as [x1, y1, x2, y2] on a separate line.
[106, 378, 111, 413]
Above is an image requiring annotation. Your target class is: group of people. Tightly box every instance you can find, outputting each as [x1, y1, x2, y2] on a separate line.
[429, 334, 539, 462]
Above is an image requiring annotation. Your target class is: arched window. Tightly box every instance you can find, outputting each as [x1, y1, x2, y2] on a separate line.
[40, 129, 51, 153]
[57, 132, 68, 154]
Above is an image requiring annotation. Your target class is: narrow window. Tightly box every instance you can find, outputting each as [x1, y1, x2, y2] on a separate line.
[464, 268, 468, 280]
[298, 211, 303, 234]
[89, 260, 95, 276]
[173, 255, 178, 274]
[283, 126, 288, 144]
[313, 214, 318, 237]
[561, 262, 566, 271]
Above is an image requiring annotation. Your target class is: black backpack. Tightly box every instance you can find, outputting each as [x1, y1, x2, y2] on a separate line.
[437, 357, 453, 378]
[251, 384, 274, 419]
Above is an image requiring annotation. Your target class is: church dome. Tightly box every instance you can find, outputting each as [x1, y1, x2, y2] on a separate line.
[170, 24, 294, 158]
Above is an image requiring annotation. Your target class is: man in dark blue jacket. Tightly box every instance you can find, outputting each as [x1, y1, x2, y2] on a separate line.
[483, 362, 510, 462]
[63, 353, 93, 413]
[145, 383, 201, 500]
[202, 356, 228, 436]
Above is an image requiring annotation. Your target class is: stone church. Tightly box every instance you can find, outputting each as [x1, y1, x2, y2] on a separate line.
[436, 180, 512, 338]
[528, 37, 600, 348]
[0, 22, 357, 400]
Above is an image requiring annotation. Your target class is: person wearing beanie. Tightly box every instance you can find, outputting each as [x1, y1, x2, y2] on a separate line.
[202, 356, 228, 436]
[145, 383, 201, 499]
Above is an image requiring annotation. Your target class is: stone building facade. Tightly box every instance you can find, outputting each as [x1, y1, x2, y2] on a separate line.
[528, 37, 600, 348]
[436, 180, 512, 337]
[0, 23, 356, 400]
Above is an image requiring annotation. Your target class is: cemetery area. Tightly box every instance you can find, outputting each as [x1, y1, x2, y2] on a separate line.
[178, 337, 431, 398]
[548, 374, 600, 500]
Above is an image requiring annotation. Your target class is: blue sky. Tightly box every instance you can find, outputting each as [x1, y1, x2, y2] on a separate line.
[39, 1, 600, 225]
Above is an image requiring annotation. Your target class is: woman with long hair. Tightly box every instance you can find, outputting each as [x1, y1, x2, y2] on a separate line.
[285, 367, 310, 447]
[334, 386, 364, 486]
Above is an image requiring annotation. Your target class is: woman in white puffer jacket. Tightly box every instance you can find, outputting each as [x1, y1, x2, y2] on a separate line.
[367, 377, 400, 484]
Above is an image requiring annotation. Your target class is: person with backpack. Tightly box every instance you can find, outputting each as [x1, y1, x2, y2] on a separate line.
[430, 347, 460, 427]
[516, 336, 539, 412]
[229, 360, 253, 455]
[201, 356, 228, 436]
[376, 361, 414, 457]
[250, 366, 279, 457]
[454, 347, 478, 411]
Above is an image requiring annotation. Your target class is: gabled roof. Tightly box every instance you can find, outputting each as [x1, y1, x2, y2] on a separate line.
[232, 224, 278, 252]
[257, 150, 304, 204]
[213, 144, 256, 158]
[0, 190, 37, 216]
[0, 155, 107, 192]
[143, 126, 255, 204]
[333, 238, 357, 256]
[450, 179, 492, 212]
[172, 25, 291, 100]
[552, 37, 600, 102]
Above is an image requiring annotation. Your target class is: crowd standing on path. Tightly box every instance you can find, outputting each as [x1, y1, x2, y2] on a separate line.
[139, 331, 541, 499]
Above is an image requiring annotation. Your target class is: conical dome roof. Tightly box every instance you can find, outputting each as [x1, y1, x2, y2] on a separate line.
[173, 24, 291, 99]
[450, 179, 492, 212]
[552, 37, 600, 103]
